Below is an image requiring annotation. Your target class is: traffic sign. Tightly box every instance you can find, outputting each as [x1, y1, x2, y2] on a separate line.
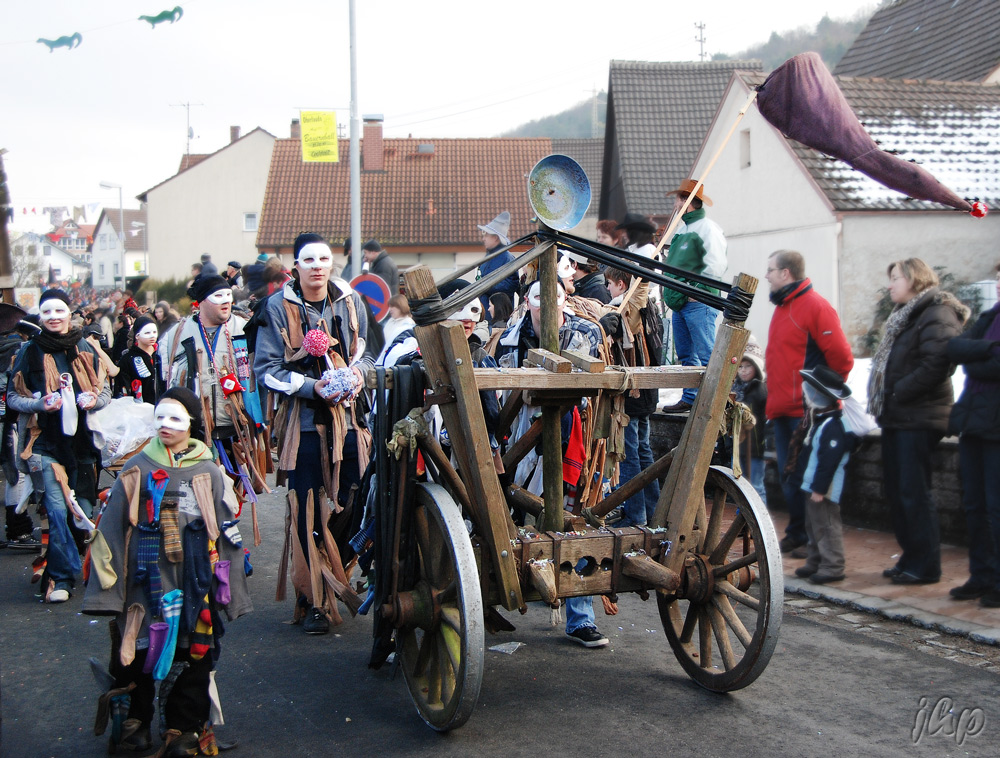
[350, 274, 392, 321]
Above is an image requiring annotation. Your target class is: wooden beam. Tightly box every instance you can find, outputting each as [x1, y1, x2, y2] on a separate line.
[621, 553, 681, 593]
[504, 484, 543, 517]
[525, 348, 572, 373]
[472, 365, 704, 391]
[562, 349, 605, 373]
[497, 390, 524, 441]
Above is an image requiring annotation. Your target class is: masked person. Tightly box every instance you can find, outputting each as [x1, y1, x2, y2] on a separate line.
[7, 289, 111, 602]
[115, 315, 160, 403]
[84, 387, 252, 756]
[254, 233, 376, 635]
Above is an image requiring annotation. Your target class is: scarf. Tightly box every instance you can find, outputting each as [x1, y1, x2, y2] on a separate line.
[34, 327, 85, 356]
[769, 279, 808, 307]
[867, 288, 932, 418]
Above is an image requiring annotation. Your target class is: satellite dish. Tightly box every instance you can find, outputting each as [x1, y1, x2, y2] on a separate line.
[188, 126, 195, 138]
[527, 154, 591, 231]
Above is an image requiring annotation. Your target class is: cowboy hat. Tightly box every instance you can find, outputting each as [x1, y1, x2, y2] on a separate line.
[665, 178, 713, 206]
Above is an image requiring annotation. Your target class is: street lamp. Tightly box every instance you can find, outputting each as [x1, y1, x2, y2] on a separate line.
[99, 181, 125, 290]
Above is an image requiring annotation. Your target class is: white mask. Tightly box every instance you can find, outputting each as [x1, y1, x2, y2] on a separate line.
[154, 400, 191, 431]
[136, 324, 159, 341]
[206, 289, 233, 305]
[297, 242, 334, 270]
[39, 300, 70, 323]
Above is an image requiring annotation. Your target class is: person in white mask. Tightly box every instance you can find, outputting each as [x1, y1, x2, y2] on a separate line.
[7, 289, 111, 603]
[115, 315, 160, 403]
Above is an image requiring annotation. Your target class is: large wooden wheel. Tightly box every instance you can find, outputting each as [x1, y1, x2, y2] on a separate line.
[397, 483, 484, 731]
[657, 466, 783, 692]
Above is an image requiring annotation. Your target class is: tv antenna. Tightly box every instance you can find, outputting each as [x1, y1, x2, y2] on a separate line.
[694, 22, 707, 61]
[171, 102, 205, 154]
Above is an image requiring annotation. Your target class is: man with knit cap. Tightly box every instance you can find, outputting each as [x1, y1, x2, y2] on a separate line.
[477, 211, 519, 309]
[362, 239, 399, 293]
[254, 232, 376, 635]
[7, 288, 112, 603]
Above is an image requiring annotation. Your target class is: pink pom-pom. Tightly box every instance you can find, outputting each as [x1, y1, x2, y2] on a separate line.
[302, 329, 330, 357]
[970, 201, 988, 218]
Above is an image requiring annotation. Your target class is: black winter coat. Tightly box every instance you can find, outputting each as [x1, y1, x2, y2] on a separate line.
[574, 272, 611, 304]
[878, 289, 969, 433]
[948, 304, 1000, 440]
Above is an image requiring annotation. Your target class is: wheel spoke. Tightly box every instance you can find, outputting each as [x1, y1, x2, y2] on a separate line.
[440, 622, 462, 677]
[708, 510, 746, 565]
[440, 605, 461, 633]
[679, 601, 698, 644]
[698, 607, 713, 668]
[437, 634, 458, 704]
[413, 630, 432, 677]
[708, 605, 737, 671]
[704, 487, 726, 554]
[426, 637, 442, 704]
[414, 505, 447, 587]
[712, 594, 753, 648]
[715, 579, 760, 611]
[712, 550, 757, 577]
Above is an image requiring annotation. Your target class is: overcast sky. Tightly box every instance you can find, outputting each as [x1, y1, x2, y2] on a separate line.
[3, 0, 876, 220]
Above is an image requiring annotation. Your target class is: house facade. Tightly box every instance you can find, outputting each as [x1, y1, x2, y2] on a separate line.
[11, 232, 90, 286]
[91, 207, 148, 289]
[46, 220, 95, 263]
[138, 127, 276, 282]
[689, 71, 1000, 350]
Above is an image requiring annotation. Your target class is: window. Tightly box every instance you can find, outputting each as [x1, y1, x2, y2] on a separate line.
[243, 212, 258, 232]
[740, 129, 751, 169]
[52, 268, 62, 278]
[113, 262, 120, 276]
[99, 264, 105, 277]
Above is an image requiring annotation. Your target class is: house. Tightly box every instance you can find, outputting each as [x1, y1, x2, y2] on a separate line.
[90, 207, 148, 289]
[834, 0, 1000, 83]
[45, 219, 95, 262]
[687, 70, 1000, 350]
[255, 118, 604, 279]
[10, 231, 91, 286]
[137, 126, 276, 282]
[599, 60, 763, 224]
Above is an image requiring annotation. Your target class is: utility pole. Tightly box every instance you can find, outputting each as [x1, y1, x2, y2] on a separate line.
[0, 150, 14, 304]
[694, 22, 707, 62]
[170, 102, 204, 155]
[349, 0, 362, 280]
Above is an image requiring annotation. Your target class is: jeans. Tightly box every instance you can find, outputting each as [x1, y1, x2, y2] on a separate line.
[565, 595, 595, 633]
[738, 446, 767, 503]
[772, 417, 806, 543]
[958, 435, 1000, 591]
[618, 415, 660, 526]
[882, 429, 943, 581]
[40, 454, 82, 583]
[672, 300, 717, 405]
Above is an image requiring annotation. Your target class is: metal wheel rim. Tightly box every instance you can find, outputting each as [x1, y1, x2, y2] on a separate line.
[657, 466, 783, 692]
[398, 483, 484, 731]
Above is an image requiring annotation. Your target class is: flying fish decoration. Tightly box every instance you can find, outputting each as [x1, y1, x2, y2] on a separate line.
[37, 33, 82, 52]
[139, 6, 184, 29]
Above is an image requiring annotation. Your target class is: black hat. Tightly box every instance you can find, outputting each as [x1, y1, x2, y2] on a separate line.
[362, 239, 383, 253]
[437, 278, 470, 299]
[615, 212, 656, 234]
[800, 366, 851, 402]
[0, 303, 27, 334]
[132, 315, 157, 336]
[227, 260, 242, 270]
[39, 289, 71, 308]
[159, 386, 205, 440]
[293, 232, 327, 260]
[188, 275, 231, 303]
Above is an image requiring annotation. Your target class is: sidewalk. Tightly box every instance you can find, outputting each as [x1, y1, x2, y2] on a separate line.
[769, 511, 1000, 645]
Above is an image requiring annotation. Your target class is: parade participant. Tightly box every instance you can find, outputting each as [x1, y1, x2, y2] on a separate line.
[496, 280, 609, 648]
[157, 276, 266, 521]
[153, 301, 179, 337]
[111, 308, 139, 363]
[564, 252, 611, 304]
[84, 387, 252, 756]
[477, 211, 519, 310]
[225, 261, 244, 290]
[254, 232, 375, 635]
[7, 289, 111, 602]
[764, 250, 853, 554]
[115, 315, 160, 403]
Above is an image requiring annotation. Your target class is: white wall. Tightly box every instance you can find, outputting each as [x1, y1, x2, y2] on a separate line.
[92, 217, 120, 288]
[146, 130, 274, 282]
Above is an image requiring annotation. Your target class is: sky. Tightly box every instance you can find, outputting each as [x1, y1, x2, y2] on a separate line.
[2, 0, 877, 226]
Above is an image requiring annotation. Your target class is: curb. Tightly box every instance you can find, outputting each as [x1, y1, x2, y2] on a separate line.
[783, 576, 1000, 647]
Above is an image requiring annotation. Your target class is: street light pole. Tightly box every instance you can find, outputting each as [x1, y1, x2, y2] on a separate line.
[99, 181, 125, 290]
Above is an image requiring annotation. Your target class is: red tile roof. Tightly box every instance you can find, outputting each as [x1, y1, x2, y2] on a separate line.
[257, 137, 573, 250]
[178, 154, 210, 173]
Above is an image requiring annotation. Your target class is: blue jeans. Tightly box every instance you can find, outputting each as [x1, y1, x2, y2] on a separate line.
[40, 454, 82, 583]
[618, 415, 660, 526]
[882, 429, 942, 581]
[672, 301, 717, 405]
[565, 595, 595, 633]
[739, 446, 766, 503]
[959, 435, 1000, 591]
[772, 416, 806, 543]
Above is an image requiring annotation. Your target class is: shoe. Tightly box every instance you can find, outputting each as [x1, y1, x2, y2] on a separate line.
[890, 572, 939, 586]
[565, 626, 609, 648]
[661, 401, 692, 413]
[48, 581, 72, 603]
[779, 536, 806, 554]
[604, 506, 624, 523]
[882, 566, 902, 578]
[949, 581, 990, 601]
[980, 590, 1000, 608]
[303, 607, 330, 635]
[7, 535, 42, 552]
[794, 566, 818, 578]
[113, 718, 152, 752]
[808, 573, 845, 585]
[790, 546, 809, 559]
[162, 730, 200, 758]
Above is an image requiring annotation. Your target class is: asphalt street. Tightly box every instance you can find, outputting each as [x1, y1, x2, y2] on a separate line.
[2, 481, 998, 758]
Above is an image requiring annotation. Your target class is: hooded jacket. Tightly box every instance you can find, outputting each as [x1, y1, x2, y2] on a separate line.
[765, 279, 854, 420]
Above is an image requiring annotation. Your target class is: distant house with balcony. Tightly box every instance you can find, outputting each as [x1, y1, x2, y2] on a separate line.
[10, 232, 91, 286]
[45, 220, 95, 263]
[91, 207, 148, 289]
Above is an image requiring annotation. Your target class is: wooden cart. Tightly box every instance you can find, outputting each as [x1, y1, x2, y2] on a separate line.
[364, 230, 782, 731]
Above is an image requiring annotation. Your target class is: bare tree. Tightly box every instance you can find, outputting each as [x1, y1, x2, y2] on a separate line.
[10, 237, 45, 288]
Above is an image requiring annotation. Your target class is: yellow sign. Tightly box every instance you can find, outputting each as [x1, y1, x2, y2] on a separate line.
[300, 110, 339, 163]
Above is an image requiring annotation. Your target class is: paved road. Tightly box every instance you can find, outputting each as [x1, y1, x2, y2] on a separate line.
[2, 482, 997, 758]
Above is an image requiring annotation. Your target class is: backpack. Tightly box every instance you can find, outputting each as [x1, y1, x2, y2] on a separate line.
[640, 304, 665, 367]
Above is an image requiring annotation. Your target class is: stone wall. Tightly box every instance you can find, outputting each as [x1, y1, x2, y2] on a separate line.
[649, 414, 967, 547]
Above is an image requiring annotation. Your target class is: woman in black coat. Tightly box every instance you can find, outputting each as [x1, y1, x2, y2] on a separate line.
[867, 258, 969, 585]
[947, 265, 1000, 607]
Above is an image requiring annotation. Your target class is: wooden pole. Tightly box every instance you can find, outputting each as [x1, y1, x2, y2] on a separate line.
[538, 240, 564, 533]
[0, 152, 15, 304]
[655, 89, 759, 256]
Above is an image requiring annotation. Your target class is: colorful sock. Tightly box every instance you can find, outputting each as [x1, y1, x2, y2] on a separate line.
[153, 589, 183, 681]
[214, 560, 231, 605]
[159, 505, 183, 563]
[135, 525, 162, 615]
[157, 661, 189, 740]
[190, 604, 213, 660]
[143, 621, 168, 674]
[88, 531, 118, 590]
[119, 603, 145, 666]
[181, 520, 211, 634]
[243, 549, 253, 577]
[109, 693, 130, 745]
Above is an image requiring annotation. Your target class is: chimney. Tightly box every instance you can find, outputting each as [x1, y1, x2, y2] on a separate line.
[362, 114, 384, 171]
[290, 119, 301, 140]
[230, 125, 241, 143]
